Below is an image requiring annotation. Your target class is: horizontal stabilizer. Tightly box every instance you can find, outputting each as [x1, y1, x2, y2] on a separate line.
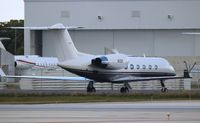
[112, 75, 187, 83]
[9, 23, 84, 30]
[0, 68, 89, 81]
[0, 37, 11, 41]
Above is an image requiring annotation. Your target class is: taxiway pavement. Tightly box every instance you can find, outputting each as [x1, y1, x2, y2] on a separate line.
[0, 101, 200, 123]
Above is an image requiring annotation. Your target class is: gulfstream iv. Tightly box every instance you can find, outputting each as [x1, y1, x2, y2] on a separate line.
[0, 24, 195, 93]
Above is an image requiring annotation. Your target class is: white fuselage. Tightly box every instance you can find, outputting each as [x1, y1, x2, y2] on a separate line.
[15, 55, 58, 69]
[58, 54, 176, 82]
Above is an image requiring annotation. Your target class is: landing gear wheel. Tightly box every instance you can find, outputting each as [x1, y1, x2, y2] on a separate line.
[87, 86, 96, 93]
[120, 87, 129, 94]
[161, 87, 168, 93]
[87, 81, 96, 93]
[160, 80, 168, 93]
[91, 87, 96, 93]
[120, 87, 125, 93]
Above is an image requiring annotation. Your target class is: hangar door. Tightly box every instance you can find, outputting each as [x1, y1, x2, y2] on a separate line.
[30, 30, 43, 56]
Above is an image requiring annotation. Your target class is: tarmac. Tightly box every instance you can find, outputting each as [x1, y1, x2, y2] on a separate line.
[0, 101, 200, 123]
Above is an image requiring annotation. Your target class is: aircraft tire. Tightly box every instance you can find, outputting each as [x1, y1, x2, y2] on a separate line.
[91, 87, 96, 93]
[87, 87, 96, 93]
[161, 87, 168, 93]
[120, 87, 129, 93]
[125, 87, 129, 93]
[120, 87, 125, 93]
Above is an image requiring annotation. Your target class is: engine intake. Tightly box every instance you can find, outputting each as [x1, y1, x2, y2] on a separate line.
[91, 54, 128, 70]
[91, 56, 108, 68]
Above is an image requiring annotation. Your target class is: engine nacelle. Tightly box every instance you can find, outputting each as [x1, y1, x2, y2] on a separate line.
[15, 61, 33, 70]
[91, 54, 128, 70]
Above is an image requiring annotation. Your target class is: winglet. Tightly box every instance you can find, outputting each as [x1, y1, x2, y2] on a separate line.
[0, 69, 6, 77]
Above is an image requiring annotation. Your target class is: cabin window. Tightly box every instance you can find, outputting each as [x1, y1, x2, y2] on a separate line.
[149, 65, 152, 70]
[137, 65, 140, 69]
[130, 64, 134, 70]
[124, 65, 128, 69]
[155, 65, 158, 70]
[142, 65, 146, 69]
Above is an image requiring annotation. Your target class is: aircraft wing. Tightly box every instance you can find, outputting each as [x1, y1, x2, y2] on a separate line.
[0, 69, 89, 81]
[113, 76, 188, 83]
[112, 75, 188, 83]
[112, 69, 192, 82]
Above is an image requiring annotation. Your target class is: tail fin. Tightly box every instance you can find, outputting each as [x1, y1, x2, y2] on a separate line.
[10, 23, 82, 61]
[44, 28, 79, 61]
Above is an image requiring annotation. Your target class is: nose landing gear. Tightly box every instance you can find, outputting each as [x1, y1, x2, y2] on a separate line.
[120, 82, 131, 93]
[160, 80, 168, 93]
[87, 81, 96, 93]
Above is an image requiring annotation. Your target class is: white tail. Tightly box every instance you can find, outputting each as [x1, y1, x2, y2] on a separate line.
[44, 28, 79, 61]
[11, 23, 81, 62]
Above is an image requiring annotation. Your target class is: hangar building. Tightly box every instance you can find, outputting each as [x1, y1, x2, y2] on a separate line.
[21, 0, 200, 91]
[24, 0, 200, 58]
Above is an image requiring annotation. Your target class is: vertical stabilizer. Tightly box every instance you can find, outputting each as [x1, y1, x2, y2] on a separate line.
[10, 23, 80, 62]
[33, 23, 80, 62]
[43, 29, 79, 61]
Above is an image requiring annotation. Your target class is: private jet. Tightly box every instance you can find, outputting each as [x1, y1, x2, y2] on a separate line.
[0, 38, 58, 70]
[0, 24, 195, 93]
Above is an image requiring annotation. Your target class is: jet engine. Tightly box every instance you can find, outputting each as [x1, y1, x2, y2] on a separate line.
[15, 60, 33, 70]
[91, 54, 128, 70]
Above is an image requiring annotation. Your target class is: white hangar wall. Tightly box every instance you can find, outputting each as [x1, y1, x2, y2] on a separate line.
[24, 0, 200, 57]
[68, 30, 200, 56]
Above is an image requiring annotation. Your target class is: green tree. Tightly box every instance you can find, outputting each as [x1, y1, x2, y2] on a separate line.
[0, 20, 24, 55]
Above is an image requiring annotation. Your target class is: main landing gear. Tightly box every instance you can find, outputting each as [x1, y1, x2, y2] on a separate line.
[160, 80, 168, 93]
[87, 81, 96, 93]
[120, 82, 131, 93]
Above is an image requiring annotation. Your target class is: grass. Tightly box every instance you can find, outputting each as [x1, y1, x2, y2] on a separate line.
[0, 92, 200, 104]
